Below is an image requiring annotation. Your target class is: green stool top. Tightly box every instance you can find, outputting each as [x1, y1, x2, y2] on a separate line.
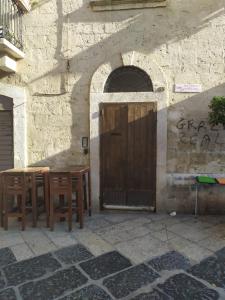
[196, 176, 217, 184]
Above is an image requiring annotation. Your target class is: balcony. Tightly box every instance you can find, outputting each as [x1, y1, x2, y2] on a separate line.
[0, 0, 29, 72]
[90, 0, 167, 11]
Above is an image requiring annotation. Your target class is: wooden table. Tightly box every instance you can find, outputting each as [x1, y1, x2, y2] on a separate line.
[49, 166, 91, 228]
[1, 167, 49, 227]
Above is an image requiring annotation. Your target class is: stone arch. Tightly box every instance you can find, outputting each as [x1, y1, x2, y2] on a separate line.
[90, 51, 168, 212]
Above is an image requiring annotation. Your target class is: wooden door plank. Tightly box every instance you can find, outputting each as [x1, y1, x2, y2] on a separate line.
[127, 103, 156, 207]
[100, 103, 127, 206]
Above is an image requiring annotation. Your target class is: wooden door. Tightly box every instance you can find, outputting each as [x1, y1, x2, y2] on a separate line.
[100, 102, 157, 209]
[0, 96, 13, 171]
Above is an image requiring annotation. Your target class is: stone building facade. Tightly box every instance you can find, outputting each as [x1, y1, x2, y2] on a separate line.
[0, 0, 225, 213]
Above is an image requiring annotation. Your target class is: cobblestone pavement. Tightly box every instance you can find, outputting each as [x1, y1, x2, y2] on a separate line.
[1, 212, 225, 299]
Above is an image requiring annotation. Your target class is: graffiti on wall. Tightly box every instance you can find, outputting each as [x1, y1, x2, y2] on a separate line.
[176, 118, 225, 150]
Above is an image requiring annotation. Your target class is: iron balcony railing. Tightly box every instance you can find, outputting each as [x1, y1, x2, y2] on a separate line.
[0, 0, 23, 50]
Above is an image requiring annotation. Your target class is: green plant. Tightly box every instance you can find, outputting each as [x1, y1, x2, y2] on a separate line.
[208, 96, 225, 127]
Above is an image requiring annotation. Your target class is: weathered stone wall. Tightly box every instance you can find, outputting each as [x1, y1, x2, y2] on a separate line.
[1, 0, 225, 212]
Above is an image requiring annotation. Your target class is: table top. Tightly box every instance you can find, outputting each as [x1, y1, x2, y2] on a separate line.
[49, 165, 90, 174]
[1, 166, 89, 175]
[1, 167, 49, 174]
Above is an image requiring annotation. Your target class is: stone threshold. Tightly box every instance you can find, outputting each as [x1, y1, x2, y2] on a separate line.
[90, 0, 167, 11]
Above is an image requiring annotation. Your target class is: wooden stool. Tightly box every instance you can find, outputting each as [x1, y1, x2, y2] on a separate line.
[83, 171, 92, 217]
[29, 171, 49, 228]
[49, 172, 73, 231]
[73, 173, 91, 226]
[2, 173, 26, 230]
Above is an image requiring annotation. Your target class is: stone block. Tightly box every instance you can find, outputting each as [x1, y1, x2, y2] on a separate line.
[0, 248, 16, 268]
[3, 253, 61, 287]
[60, 285, 112, 300]
[10, 243, 34, 262]
[158, 273, 219, 300]
[19, 266, 88, 300]
[147, 251, 191, 272]
[189, 256, 225, 289]
[72, 229, 113, 256]
[79, 251, 132, 280]
[131, 289, 169, 300]
[0, 288, 17, 300]
[54, 244, 93, 265]
[103, 264, 159, 298]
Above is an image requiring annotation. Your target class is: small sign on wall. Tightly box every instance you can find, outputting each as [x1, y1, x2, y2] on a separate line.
[175, 84, 202, 93]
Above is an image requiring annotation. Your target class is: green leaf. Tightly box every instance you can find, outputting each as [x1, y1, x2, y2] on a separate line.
[208, 96, 225, 127]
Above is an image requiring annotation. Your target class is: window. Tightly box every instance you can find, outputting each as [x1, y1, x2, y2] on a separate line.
[104, 66, 153, 93]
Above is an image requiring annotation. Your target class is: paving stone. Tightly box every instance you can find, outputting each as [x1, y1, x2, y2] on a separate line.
[43, 229, 78, 248]
[103, 264, 159, 298]
[60, 284, 112, 300]
[54, 244, 93, 265]
[168, 236, 213, 263]
[158, 273, 219, 300]
[96, 224, 150, 245]
[150, 229, 177, 242]
[10, 243, 34, 261]
[0, 288, 17, 300]
[143, 222, 165, 232]
[0, 248, 16, 268]
[0, 232, 24, 249]
[80, 251, 132, 280]
[215, 246, 225, 259]
[85, 217, 113, 231]
[148, 251, 191, 272]
[21, 229, 57, 255]
[148, 214, 169, 222]
[73, 229, 113, 256]
[19, 266, 88, 300]
[116, 234, 170, 264]
[96, 218, 151, 241]
[169, 223, 211, 242]
[3, 253, 61, 287]
[208, 224, 225, 238]
[131, 289, 170, 300]
[154, 217, 182, 227]
[0, 271, 6, 289]
[189, 256, 225, 289]
[199, 237, 225, 252]
[183, 219, 213, 230]
[102, 213, 143, 224]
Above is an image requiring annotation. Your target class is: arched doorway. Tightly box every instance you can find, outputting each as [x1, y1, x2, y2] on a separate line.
[90, 52, 168, 212]
[100, 66, 156, 209]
